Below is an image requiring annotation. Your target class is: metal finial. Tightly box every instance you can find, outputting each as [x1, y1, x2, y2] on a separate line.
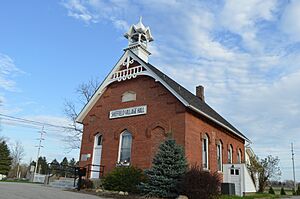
[139, 16, 143, 23]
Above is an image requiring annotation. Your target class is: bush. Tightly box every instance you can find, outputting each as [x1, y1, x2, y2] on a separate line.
[280, 187, 286, 195]
[102, 166, 145, 193]
[79, 179, 94, 189]
[296, 185, 300, 195]
[292, 188, 296, 195]
[180, 165, 221, 199]
[268, 186, 275, 194]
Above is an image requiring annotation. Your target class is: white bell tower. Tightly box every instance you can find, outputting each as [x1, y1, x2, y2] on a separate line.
[124, 17, 154, 63]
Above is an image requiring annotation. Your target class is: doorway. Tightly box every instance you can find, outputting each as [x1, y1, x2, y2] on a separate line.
[91, 134, 102, 178]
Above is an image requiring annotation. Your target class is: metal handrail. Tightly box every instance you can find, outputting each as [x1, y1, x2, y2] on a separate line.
[83, 164, 105, 179]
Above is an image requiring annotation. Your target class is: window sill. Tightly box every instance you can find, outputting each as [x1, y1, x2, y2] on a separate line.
[116, 162, 130, 167]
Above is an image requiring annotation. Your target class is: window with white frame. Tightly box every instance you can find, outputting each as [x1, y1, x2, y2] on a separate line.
[122, 91, 136, 102]
[202, 134, 209, 169]
[237, 149, 242, 163]
[217, 141, 222, 171]
[118, 130, 132, 165]
[228, 145, 233, 164]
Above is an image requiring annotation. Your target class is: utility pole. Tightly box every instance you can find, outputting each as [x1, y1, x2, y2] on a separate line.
[33, 126, 46, 181]
[291, 142, 296, 191]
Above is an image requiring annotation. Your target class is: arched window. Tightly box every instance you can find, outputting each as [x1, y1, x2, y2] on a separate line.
[217, 141, 222, 171]
[237, 149, 242, 163]
[118, 130, 132, 164]
[202, 134, 209, 169]
[228, 145, 233, 164]
[96, 134, 103, 146]
[122, 91, 136, 102]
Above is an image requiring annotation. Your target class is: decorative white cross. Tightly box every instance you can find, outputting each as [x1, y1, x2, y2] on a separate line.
[122, 56, 134, 68]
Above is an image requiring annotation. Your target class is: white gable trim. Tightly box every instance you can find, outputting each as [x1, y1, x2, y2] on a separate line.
[76, 51, 129, 123]
[76, 50, 189, 123]
[76, 50, 248, 142]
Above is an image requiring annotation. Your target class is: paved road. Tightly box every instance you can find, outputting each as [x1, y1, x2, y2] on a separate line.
[0, 182, 108, 199]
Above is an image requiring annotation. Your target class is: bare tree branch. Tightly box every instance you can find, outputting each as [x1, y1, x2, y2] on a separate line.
[63, 77, 100, 150]
[76, 77, 100, 104]
[10, 141, 25, 178]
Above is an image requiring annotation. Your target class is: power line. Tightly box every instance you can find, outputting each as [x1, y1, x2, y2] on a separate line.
[0, 113, 76, 130]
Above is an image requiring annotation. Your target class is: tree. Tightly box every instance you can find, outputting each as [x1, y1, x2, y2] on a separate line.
[0, 140, 12, 175]
[10, 141, 25, 178]
[268, 186, 275, 194]
[140, 139, 188, 198]
[247, 155, 261, 189]
[280, 187, 286, 195]
[60, 157, 68, 177]
[49, 159, 59, 175]
[64, 77, 100, 149]
[37, 156, 48, 174]
[69, 158, 76, 167]
[66, 158, 77, 177]
[248, 155, 281, 193]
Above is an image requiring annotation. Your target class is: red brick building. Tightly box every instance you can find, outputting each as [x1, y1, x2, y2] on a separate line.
[76, 19, 251, 182]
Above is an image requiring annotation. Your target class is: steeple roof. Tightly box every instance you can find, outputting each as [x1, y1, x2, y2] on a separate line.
[124, 17, 154, 42]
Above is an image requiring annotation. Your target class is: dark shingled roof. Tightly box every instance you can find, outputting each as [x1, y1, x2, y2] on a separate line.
[146, 62, 248, 141]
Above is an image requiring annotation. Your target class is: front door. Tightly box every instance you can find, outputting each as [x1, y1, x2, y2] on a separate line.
[91, 134, 102, 178]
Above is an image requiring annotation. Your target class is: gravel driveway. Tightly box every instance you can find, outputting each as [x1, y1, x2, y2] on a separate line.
[0, 182, 108, 199]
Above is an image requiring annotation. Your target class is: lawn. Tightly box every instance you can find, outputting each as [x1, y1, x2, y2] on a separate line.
[221, 193, 280, 199]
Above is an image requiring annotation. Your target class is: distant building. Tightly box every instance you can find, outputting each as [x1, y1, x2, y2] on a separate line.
[76, 18, 255, 196]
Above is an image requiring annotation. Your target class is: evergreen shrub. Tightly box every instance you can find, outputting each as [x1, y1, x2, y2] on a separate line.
[180, 165, 221, 199]
[139, 139, 187, 198]
[268, 186, 275, 194]
[102, 166, 145, 193]
[280, 187, 286, 195]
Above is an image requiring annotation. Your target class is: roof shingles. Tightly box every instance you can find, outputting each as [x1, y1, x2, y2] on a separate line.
[146, 62, 248, 141]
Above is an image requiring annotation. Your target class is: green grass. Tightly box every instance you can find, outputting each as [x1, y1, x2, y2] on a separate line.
[221, 193, 286, 199]
[272, 187, 293, 196]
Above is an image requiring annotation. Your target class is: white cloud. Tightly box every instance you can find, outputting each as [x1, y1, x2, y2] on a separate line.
[280, 0, 300, 42]
[0, 53, 21, 92]
[61, 0, 129, 31]
[220, 0, 278, 51]
[60, 0, 300, 180]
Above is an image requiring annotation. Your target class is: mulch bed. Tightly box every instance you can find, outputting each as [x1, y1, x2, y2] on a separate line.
[68, 189, 155, 199]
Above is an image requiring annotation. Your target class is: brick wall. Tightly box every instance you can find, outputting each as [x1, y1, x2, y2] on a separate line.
[79, 75, 185, 174]
[79, 75, 245, 176]
[185, 110, 245, 173]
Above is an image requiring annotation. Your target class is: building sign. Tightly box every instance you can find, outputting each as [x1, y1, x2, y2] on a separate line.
[109, 105, 147, 119]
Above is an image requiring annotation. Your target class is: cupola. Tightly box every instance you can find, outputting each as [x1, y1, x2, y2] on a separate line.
[124, 17, 154, 63]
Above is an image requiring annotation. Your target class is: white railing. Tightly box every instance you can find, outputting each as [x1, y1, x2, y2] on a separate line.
[111, 65, 143, 82]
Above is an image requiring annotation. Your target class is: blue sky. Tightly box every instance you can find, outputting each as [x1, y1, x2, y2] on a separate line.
[0, 0, 300, 181]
